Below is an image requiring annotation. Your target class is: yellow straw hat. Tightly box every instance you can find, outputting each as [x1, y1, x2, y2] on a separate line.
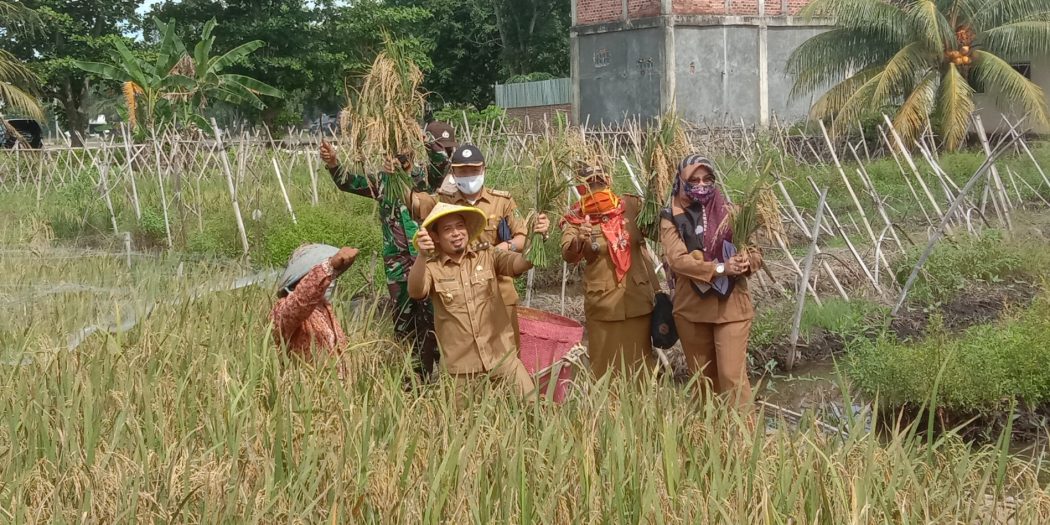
[413, 202, 488, 250]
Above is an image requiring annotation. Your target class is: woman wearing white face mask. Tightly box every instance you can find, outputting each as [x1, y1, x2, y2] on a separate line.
[410, 144, 551, 343]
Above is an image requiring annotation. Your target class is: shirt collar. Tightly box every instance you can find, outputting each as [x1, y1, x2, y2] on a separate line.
[438, 247, 477, 266]
[456, 188, 490, 205]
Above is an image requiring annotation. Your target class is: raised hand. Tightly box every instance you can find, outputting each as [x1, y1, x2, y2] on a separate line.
[416, 227, 436, 253]
[330, 247, 360, 273]
[320, 140, 339, 169]
[534, 213, 551, 236]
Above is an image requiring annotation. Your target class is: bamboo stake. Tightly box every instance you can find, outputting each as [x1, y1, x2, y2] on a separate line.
[151, 136, 174, 249]
[819, 120, 889, 272]
[121, 124, 142, 220]
[272, 157, 298, 224]
[1003, 117, 1050, 193]
[788, 187, 828, 371]
[306, 145, 319, 206]
[973, 115, 1013, 230]
[808, 177, 880, 293]
[892, 132, 1021, 316]
[882, 114, 944, 218]
[212, 120, 251, 256]
[847, 144, 903, 252]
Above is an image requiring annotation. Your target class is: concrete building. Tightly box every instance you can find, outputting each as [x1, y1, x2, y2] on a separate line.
[570, 0, 831, 126]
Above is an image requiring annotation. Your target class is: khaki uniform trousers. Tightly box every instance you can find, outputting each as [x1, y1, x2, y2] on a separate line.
[450, 354, 535, 407]
[675, 315, 752, 406]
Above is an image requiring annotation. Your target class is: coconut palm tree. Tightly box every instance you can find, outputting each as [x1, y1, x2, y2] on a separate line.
[0, 1, 43, 121]
[787, 0, 1050, 150]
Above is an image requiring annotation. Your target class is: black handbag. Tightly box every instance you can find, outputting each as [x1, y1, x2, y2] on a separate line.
[651, 291, 678, 350]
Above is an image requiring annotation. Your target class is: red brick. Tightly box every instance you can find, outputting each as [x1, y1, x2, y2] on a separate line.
[576, 0, 813, 24]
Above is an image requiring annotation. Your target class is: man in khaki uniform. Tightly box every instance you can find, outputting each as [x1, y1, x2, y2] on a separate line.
[659, 155, 762, 407]
[411, 144, 545, 339]
[407, 203, 544, 396]
[561, 161, 660, 377]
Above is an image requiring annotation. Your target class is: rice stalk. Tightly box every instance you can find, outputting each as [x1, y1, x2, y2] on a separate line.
[637, 112, 690, 238]
[524, 128, 581, 267]
[719, 160, 784, 250]
[340, 34, 426, 206]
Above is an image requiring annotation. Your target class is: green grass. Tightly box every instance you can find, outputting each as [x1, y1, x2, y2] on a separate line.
[892, 228, 1050, 305]
[750, 298, 887, 350]
[849, 290, 1050, 412]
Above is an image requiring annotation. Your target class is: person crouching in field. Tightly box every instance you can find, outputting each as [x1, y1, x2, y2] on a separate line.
[561, 160, 661, 379]
[407, 203, 549, 397]
[271, 244, 359, 375]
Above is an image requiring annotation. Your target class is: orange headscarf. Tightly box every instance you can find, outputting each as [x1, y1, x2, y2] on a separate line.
[563, 189, 632, 282]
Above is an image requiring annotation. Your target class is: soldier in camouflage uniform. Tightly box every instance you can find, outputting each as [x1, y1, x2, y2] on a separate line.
[320, 121, 457, 381]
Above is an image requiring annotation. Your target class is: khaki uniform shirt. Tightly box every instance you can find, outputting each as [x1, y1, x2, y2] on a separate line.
[413, 187, 527, 306]
[659, 196, 755, 324]
[561, 195, 660, 322]
[412, 248, 525, 374]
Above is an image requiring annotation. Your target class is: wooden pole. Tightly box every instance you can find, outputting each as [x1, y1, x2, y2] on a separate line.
[212, 119, 251, 256]
[272, 157, 298, 224]
[788, 187, 828, 371]
[892, 132, 1021, 316]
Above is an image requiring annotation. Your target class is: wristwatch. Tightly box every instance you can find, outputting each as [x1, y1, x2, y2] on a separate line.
[715, 263, 725, 275]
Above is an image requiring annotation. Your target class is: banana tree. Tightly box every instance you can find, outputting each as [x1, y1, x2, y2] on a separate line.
[154, 18, 283, 130]
[75, 21, 194, 133]
[75, 18, 282, 134]
[0, 1, 43, 121]
[788, 0, 1050, 150]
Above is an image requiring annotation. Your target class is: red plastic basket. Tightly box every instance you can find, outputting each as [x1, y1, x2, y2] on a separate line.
[517, 307, 584, 403]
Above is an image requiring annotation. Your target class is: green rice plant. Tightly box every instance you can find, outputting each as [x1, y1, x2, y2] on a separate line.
[719, 161, 783, 251]
[524, 132, 576, 267]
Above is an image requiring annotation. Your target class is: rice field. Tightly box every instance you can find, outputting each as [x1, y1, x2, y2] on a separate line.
[2, 242, 1050, 523]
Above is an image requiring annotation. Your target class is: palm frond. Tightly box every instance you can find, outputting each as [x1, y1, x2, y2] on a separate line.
[0, 81, 43, 120]
[974, 0, 1050, 32]
[906, 0, 957, 52]
[935, 63, 976, 150]
[971, 49, 1050, 127]
[872, 42, 937, 103]
[828, 71, 886, 132]
[810, 67, 883, 123]
[801, 0, 913, 42]
[979, 21, 1050, 60]
[893, 71, 941, 147]
[787, 28, 899, 96]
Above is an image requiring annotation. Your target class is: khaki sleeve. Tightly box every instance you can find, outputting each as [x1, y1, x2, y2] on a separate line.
[659, 217, 717, 284]
[411, 192, 438, 222]
[504, 197, 528, 238]
[492, 249, 532, 277]
[407, 255, 433, 300]
[561, 223, 584, 264]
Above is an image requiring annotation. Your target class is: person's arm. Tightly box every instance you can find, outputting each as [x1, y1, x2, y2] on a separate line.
[561, 221, 598, 264]
[500, 198, 530, 252]
[271, 261, 335, 342]
[328, 164, 385, 201]
[410, 191, 438, 222]
[659, 217, 719, 284]
[407, 255, 433, 300]
[492, 249, 533, 277]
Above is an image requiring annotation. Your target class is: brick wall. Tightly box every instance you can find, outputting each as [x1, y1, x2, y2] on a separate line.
[668, 0, 810, 16]
[577, 0, 622, 24]
[575, 0, 812, 25]
[628, 0, 661, 18]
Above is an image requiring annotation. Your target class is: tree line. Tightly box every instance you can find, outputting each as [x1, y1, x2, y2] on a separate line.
[0, 0, 571, 139]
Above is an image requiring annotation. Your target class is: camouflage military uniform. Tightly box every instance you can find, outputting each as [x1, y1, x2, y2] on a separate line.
[328, 151, 448, 378]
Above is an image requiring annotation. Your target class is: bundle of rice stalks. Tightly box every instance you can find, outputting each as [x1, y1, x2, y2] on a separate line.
[636, 112, 691, 238]
[524, 130, 582, 267]
[340, 35, 427, 205]
[719, 161, 784, 250]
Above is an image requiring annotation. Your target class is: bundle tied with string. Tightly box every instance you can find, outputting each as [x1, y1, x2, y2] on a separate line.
[637, 112, 691, 238]
[339, 35, 426, 206]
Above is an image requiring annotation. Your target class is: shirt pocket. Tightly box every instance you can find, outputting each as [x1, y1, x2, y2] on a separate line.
[434, 280, 466, 312]
[471, 268, 495, 301]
